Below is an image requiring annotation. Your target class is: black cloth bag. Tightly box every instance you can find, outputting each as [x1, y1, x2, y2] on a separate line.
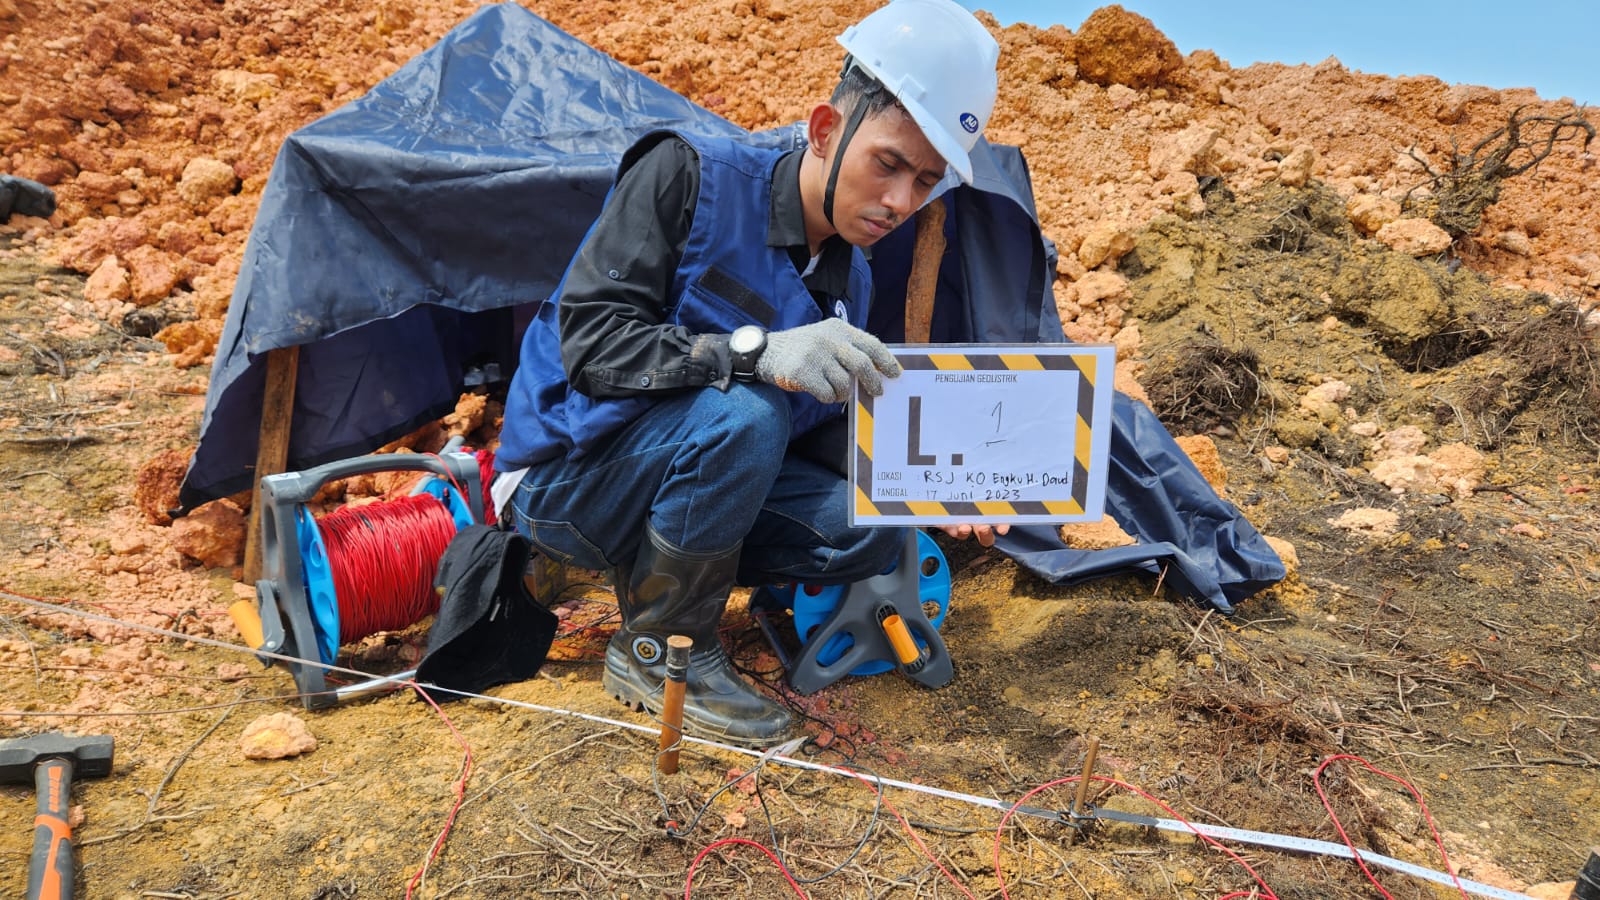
[417, 524, 558, 699]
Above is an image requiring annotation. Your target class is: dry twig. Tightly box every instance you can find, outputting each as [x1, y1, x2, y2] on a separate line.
[1404, 106, 1595, 238]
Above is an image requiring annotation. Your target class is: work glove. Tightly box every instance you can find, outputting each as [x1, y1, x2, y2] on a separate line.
[755, 318, 901, 404]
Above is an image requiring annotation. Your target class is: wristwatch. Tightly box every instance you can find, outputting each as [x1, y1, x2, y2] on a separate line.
[729, 325, 767, 381]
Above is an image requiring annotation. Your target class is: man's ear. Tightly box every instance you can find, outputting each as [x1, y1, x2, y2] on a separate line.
[806, 102, 841, 158]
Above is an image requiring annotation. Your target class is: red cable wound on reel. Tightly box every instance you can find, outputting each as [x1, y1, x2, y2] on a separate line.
[317, 493, 460, 644]
[474, 449, 498, 525]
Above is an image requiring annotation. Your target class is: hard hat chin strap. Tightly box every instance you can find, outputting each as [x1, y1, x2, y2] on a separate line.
[822, 62, 880, 230]
[822, 97, 871, 230]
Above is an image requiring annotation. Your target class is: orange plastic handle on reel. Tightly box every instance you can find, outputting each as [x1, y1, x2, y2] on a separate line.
[228, 599, 266, 650]
[879, 612, 925, 672]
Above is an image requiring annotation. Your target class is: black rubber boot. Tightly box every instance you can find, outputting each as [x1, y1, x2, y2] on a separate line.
[602, 526, 794, 748]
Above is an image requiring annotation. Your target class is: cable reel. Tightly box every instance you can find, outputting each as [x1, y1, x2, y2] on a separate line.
[245, 451, 484, 708]
[756, 529, 954, 694]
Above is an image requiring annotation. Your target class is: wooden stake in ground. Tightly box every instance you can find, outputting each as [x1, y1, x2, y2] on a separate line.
[904, 197, 947, 344]
[243, 345, 299, 583]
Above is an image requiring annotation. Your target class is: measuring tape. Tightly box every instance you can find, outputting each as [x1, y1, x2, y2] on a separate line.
[1072, 805, 1536, 900]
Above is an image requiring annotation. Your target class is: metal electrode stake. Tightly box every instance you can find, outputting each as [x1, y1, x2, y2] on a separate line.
[658, 635, 693, 775]
[1066, 736, 1100, 846]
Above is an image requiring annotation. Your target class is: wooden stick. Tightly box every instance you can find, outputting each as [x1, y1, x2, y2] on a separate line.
[1066, 736, 1099, 845]
[657, 635, 694, 775]
[243, 345, 299, 583]
[903, 197, 947, 344]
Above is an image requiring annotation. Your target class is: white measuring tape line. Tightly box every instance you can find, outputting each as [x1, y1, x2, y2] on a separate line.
[0, 590, 1540, 899]
[1087, 807, 1535, 900]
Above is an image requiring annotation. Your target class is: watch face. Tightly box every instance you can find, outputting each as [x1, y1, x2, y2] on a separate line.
[730, 326, 764, 354]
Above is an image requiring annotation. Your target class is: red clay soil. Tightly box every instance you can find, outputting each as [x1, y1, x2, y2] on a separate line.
[3, 0, 1594, 361]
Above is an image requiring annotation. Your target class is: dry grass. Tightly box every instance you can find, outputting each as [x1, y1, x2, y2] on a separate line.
[1144, 341, 1267, 433]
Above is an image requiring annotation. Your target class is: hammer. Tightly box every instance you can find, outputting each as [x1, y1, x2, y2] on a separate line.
[0, 733, 114, 900]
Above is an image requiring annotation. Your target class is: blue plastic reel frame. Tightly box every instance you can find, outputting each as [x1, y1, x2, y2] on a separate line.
[788, 529, 951, 676]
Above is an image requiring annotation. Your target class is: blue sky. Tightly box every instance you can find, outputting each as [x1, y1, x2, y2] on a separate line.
[957, 1, 1597, 106]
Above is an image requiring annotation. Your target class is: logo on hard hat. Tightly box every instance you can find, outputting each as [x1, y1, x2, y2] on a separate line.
[959, 112, 979, 134]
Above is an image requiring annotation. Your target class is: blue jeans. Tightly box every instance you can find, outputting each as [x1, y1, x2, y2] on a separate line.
[506, 382, 901, 586]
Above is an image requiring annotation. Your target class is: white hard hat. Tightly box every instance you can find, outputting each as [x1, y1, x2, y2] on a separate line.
[836, 0, 1000, 183]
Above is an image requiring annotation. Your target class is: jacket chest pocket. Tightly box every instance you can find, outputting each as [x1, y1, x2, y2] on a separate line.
[671, 266, 780, 332]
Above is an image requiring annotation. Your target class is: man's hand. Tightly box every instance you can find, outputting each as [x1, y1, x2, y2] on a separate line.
[755, 318, 901, 403]
[937, 523, 1010, 548]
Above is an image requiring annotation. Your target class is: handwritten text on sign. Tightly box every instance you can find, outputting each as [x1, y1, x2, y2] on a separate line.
[849, 345, 1115, 526]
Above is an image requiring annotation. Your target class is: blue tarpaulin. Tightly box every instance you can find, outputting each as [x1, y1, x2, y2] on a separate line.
[182, 2, 1282, 611]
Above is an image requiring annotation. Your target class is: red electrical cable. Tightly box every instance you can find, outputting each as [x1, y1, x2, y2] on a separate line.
[840, 768, 979, 900]
[678, 766, 978, 900]
[1313, 754, 1471, 900]
[993, 759, 1472, 900]
[318, 494, 458, 644]
[474, 449, 498, 525]
[685, 838, 811, 899]
[404, 683, 474, 899]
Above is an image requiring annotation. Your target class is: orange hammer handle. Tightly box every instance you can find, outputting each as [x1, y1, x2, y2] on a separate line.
[29, 758, 76, 900]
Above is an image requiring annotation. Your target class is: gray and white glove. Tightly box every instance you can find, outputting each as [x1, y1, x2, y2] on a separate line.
[754, 318, 902, 403]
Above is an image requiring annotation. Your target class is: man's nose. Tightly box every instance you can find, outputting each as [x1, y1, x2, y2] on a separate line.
[882, 176, 914, 217]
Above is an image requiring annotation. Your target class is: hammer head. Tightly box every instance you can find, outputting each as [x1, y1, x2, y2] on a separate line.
[0, 733, 114, 782]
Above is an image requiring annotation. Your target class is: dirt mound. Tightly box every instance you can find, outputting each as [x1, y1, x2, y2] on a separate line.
[1129, 177, 1600, 470]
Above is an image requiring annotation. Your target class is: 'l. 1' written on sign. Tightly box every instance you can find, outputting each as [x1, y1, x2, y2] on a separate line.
[849, 345, 1115, 526]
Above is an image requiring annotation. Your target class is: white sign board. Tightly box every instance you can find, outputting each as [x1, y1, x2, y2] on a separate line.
[849, 345, 1115, 526]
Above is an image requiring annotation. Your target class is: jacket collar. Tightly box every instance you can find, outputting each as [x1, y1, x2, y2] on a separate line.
[768, 149, 855, 298]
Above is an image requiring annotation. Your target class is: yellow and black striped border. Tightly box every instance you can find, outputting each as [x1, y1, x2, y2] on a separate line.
[854, 349, 1101, 521]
